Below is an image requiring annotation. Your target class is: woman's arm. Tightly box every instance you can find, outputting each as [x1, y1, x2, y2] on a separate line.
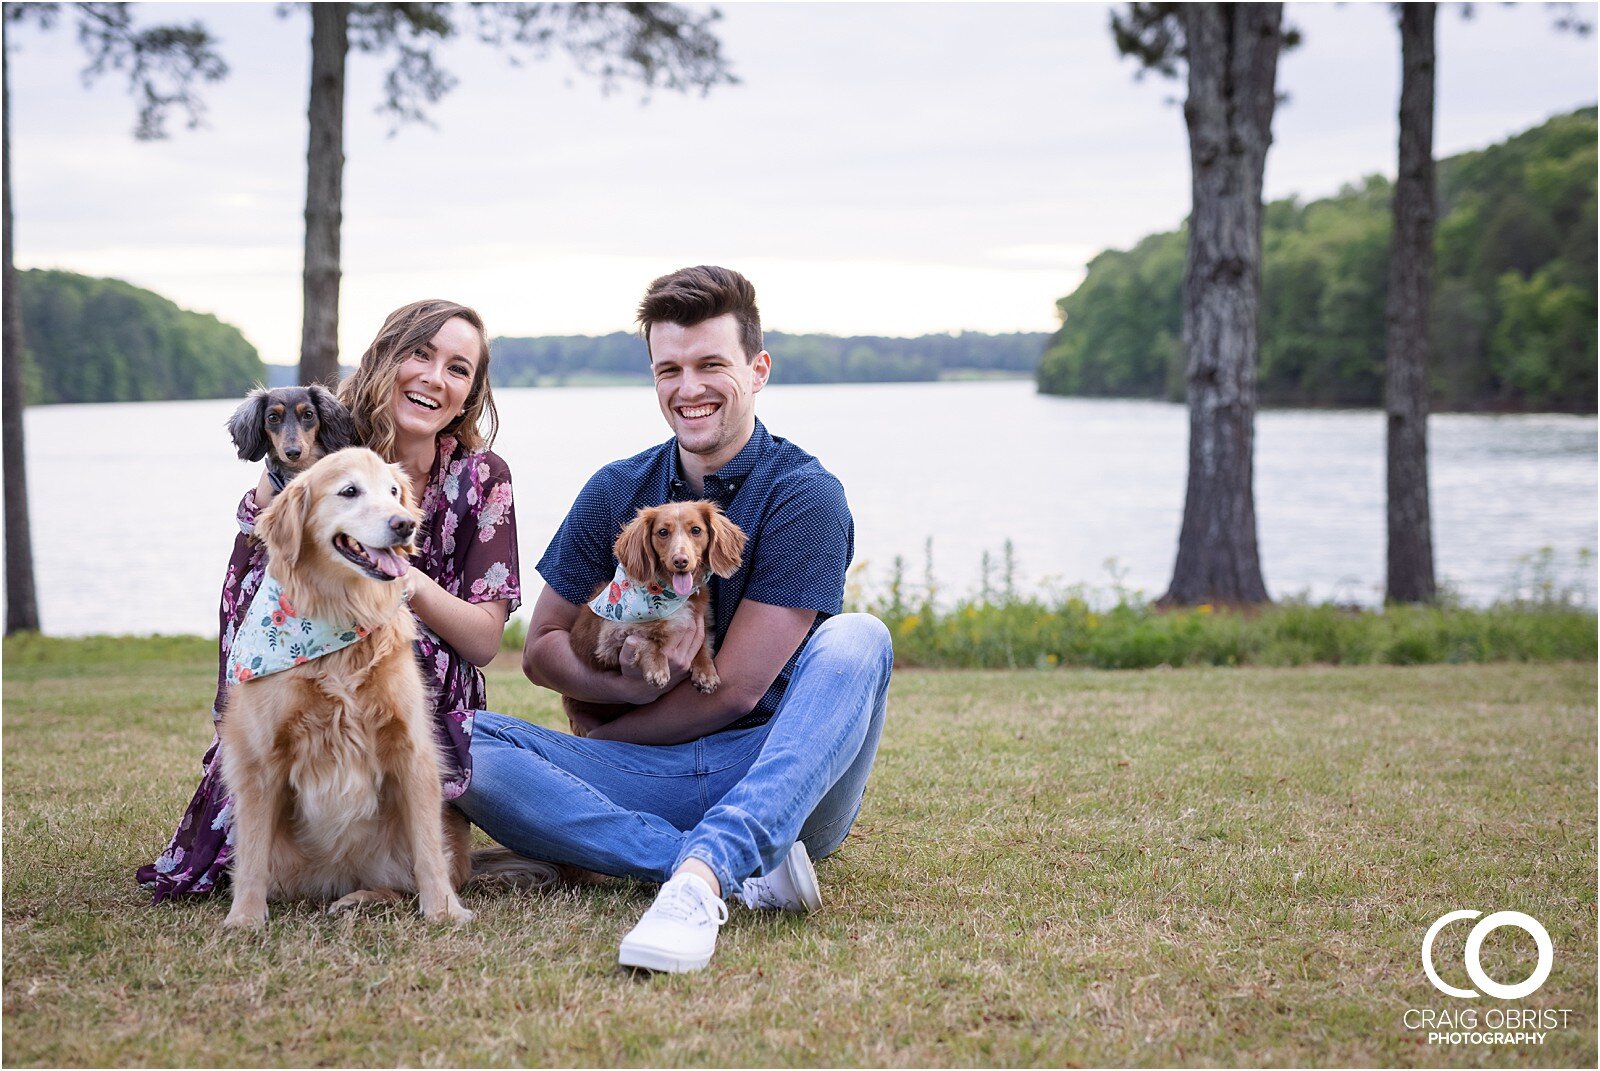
[405, 573, 508, 668]
[252, 469, 277, 511]
[403, 447, 519, 668]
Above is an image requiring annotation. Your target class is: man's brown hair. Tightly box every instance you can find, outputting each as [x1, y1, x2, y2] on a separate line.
[637, 265, 763, 361]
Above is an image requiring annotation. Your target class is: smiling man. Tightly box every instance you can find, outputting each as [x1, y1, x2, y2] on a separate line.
[457, 265, 893, 973]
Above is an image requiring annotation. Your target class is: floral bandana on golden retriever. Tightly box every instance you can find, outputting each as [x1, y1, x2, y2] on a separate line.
[226, 572, 370, 683]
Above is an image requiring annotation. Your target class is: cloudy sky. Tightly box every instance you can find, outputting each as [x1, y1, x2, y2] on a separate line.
[7, 2, 1597, 364]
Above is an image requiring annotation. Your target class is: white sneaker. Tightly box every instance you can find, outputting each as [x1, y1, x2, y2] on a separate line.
[618, 872, 729, 973]
[740, 841, 823, 913]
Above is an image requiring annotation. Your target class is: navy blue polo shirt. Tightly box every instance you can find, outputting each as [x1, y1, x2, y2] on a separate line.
[537, 418, 854, 732]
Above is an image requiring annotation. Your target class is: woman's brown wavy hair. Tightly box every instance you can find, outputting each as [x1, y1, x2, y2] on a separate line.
[337, 300, 499, 460]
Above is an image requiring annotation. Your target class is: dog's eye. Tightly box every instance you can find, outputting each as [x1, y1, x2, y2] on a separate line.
[338, 485, 360, 498]
[656, 528, 669, 539]
[390, 486, 399, 497]
[690, 526, 702, 536]
[266, 412, 281, 425]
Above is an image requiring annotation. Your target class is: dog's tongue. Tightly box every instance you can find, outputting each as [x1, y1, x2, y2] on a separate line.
[369, 546, 410, 579]
[671, 572, 694, 596]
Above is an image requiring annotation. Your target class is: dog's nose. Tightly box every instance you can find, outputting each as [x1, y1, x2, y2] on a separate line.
[391, 517, 416, 540]
[283, 445, 302, 460]
[672, 554, 690, 571]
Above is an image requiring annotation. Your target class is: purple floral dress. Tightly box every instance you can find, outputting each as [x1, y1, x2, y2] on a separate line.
[136, 436, 521, 902]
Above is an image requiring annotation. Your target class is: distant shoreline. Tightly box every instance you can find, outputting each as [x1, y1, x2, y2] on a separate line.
[27, 375, 1595, 414]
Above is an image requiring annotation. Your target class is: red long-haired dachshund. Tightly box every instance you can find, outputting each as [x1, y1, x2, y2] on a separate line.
[566, 501, 745, 729]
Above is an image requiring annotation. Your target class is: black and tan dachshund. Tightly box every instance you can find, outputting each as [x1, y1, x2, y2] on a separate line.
[227, 385, 356, 492]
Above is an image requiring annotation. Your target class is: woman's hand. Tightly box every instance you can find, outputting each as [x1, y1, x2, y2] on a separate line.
[401, 569, 430, 606]
[253, 468, 278, 510]
[404, 569, 508, 668]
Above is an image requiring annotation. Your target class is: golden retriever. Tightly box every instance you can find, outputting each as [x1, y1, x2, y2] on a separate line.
[566, 501, 745, 720]
[219, 447, 472, 929]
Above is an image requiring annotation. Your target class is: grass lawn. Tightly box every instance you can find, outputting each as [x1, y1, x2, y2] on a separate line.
[3, 638, 1595, 1067]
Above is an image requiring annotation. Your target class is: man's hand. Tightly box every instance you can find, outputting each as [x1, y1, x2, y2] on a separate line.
[564, 700, 607, 737]
[617, 612, 706, 696]
[589, 601, 817, 746]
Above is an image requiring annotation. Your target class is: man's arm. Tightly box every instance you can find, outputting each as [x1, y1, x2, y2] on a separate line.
[522, 583, 816, 745]
[522, 586, 672, 706]
[586, 599, 817, 746]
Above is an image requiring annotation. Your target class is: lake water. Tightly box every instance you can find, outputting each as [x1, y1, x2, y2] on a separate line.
[14, 381, 1597, 636]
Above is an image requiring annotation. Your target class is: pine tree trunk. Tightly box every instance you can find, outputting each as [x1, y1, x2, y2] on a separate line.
[3, 40, 40, 634]
[1161, 3, 1281, 607]
[1385, 4, 1437, 604]
[298, 3, 347, 388]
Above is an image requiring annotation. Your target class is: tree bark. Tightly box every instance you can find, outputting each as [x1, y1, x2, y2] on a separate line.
[3, 37, 40, 634]
[1161, 3, 1281, 607]
[1385, 4, 1437, 604]
[298, 3, 347, 388]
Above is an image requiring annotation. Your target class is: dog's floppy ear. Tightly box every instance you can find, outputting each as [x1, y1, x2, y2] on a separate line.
[705, 504, 746, 579]
[309, 384, 357, 452]
[389, 461, 419, 515]
[613, 507, 658, 584]
[256, 474, 312, 572]
[227, 388, 270, 461]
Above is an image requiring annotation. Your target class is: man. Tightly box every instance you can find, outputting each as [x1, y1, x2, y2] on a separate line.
[458, 265, 893, 973]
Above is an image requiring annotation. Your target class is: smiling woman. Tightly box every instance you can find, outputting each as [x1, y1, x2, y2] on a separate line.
[136, 300, 523, 904]
[338, 303, 501, 494]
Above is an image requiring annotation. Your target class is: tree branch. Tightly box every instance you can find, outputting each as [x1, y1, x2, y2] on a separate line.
[69, 1, 227, 139]
[337, 2, 736, 131]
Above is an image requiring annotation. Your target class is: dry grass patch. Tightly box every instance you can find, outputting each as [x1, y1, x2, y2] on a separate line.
[4, 639, 1594, 1067]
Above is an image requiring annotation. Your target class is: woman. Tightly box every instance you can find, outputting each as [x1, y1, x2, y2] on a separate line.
[137, 300, 520, 902]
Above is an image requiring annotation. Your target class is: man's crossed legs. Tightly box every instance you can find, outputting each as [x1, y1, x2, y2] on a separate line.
[457, 613, 893, 970]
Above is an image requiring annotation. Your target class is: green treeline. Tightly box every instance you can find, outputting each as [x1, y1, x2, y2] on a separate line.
[489, 329, 1048, 387]
[18, 269, 263, 405]
[1038, 108, 1598, 412]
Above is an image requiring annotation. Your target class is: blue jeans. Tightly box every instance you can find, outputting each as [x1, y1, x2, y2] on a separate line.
[457, 613, 893, 899]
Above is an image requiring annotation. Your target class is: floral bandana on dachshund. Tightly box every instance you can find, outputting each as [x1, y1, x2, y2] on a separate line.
[226, 573, 370, 684]
[586, 563, 701, 624]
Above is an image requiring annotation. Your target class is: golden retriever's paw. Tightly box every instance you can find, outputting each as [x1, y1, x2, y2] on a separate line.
[692, 671, 720, 694]
[423, 899, 475, 926]
[222, 907, 267, 931]
[328, 888, 403, 915]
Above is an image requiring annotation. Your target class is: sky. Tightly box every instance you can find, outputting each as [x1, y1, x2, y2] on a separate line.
[6, 2, 1597, 365]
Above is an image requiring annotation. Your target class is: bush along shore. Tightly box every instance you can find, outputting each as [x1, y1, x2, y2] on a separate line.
[834, 543, 1596, 671]
[10, 546, 1592, 672]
